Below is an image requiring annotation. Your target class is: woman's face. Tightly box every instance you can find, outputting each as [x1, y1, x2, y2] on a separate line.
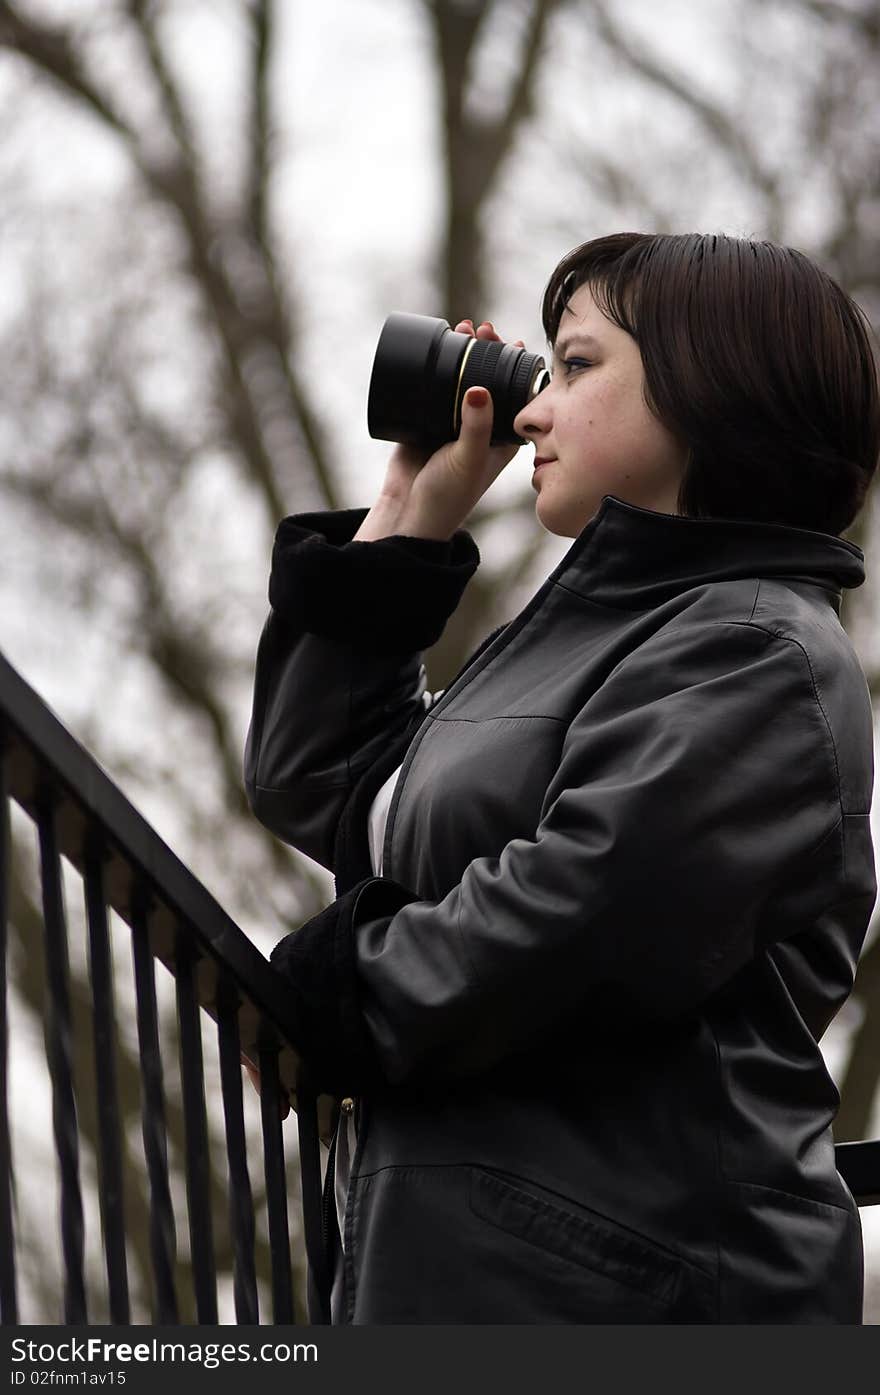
[512, 282, 688, 537]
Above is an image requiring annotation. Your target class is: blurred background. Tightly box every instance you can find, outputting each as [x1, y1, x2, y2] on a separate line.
[1, 0, 878, 1323]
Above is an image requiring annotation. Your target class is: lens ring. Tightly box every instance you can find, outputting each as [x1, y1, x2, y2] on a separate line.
[452, 337, 478, 434]
[531, 367, 550, 396]
[510, 350, 542, 403]
[458, 338, 509, 403]
[457, 338, 546, 441]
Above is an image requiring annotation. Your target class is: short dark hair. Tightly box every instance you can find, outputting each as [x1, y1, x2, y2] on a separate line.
[541, 232, 880, 536]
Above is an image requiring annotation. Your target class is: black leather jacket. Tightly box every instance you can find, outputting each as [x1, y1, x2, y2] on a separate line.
[244, 493, 876, 1324]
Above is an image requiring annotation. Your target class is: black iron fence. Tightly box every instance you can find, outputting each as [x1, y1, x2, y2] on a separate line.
[0, 649, 334, 1325]
[0, 647, 879, 1327]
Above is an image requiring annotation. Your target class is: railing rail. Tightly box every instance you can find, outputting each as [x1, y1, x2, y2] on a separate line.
[1, 647, 879, 1325]
[0, 649, 330, 1325]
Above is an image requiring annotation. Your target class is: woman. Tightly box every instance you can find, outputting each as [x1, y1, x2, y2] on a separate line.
[244, 232, 880, 1324]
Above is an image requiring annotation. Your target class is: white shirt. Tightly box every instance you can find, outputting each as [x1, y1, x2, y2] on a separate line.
[331, 686, 440, 1250]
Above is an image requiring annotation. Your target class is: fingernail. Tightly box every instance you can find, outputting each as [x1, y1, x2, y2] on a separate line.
[467, 387, 489, 407]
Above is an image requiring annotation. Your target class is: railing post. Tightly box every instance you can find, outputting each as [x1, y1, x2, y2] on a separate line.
[130, 879, 178, 1323]
[217, 976, 258, 1324]
[83, 835, 130, 1324]
[257, 1037, 295, 1323]
[36, 789, 87, 1324]
[296, 1064, 331, 1325]
[174, 933, 218, 1324]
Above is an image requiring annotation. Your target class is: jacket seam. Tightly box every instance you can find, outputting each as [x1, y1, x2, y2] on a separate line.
[552, 575, 764, 618]
[552, 582, 651, 613]
[252, 776, 352, 794]
[431, 713, 567, 725]
[722, 1177, 856, 1218]
[720, 621, 845, 825]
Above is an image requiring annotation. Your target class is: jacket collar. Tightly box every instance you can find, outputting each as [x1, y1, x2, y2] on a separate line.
[555, 494, 866, 612]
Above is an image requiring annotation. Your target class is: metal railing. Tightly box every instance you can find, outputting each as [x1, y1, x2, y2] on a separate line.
[0, 647, 878, 1326]
[0, 649, 333, 1325]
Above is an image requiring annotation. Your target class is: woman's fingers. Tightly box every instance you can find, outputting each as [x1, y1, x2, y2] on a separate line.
[459, 322, 527, 354]
[242, 1055, 261, 1093]
[241, 1054, 291, 1120]
[454, 319, 518, 344]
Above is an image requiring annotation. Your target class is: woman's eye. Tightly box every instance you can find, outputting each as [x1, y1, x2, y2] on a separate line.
[555, 357, 593, 377]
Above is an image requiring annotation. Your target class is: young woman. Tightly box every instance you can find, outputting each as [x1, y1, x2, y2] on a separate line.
[244, 232, 880, 1324]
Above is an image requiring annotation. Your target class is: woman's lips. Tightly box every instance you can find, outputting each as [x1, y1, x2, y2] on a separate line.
[532, 457, 555, 483]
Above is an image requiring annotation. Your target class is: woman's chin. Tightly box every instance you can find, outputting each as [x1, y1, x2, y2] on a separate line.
[534, 491, 594, 540]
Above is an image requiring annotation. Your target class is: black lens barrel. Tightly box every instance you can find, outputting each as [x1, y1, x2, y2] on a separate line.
[367, 312, 548, 448]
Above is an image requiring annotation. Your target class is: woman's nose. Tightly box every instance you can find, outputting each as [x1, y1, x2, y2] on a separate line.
[513, 385, 551, 441]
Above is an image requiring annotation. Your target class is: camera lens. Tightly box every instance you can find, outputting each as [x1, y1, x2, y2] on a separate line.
[367, 312, 549, 448]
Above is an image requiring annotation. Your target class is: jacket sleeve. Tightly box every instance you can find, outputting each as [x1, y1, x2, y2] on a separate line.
[243, 508, 480, 869]
[269, 618, 849, 1091]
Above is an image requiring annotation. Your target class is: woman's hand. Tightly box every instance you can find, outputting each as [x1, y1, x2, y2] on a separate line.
[393, 319, 525, 540]
[241, 1053, 291, 1119]
[353, 319, 524, 542]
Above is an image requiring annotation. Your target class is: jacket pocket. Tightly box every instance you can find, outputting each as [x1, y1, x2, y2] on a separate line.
[469, 1167, 699, 1314]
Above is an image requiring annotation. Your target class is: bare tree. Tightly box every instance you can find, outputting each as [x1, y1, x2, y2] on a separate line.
[0, 0, 568, 1319]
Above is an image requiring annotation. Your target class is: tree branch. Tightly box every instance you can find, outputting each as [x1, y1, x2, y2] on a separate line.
[583, 0, 785, 231]
[0, 0, 133, 138]
[794, 0, 880, 42]
[1, 449, 329, 927]
[426, 0, 567, 323]
[0, 2, 341, 524]
[248, 0, 273, 250]
[125, 0, 202, 175]
[480, 0, 561, 186]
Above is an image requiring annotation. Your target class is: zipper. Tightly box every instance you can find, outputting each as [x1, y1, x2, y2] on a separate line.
[321, 1097, 356, 1259]
[320, 1106, 340, 1260]
[340, 1094, 367, 1322]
